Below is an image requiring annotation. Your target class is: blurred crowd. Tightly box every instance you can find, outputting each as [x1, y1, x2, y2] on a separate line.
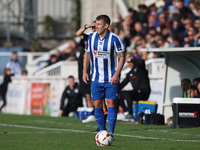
[109, 0, 200, 60]
[46, 0, 200, 66]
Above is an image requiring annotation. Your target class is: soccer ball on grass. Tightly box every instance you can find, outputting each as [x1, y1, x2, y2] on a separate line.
[95, 130, 113, 146]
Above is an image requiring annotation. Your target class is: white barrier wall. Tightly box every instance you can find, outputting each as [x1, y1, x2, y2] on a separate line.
[4, 76, 68, 117]
[2, 58, 165, 118]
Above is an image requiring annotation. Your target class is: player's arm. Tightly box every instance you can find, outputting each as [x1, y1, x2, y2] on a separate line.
[111, 51, 125, 85]
[76, 23, 95, 39]
[82, 51, 90, 84]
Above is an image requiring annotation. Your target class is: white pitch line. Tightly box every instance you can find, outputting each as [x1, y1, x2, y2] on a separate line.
[0, 123, 199, 143]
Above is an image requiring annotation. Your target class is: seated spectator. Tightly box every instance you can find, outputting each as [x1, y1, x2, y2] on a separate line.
[62, 47, 77, 61]
[161, 25, 171, 41]
[193, 18, 200, 34]
[155, 33, 170, 48]
[192, 77, 200, 88]
[132, 21, 147, 37]
[181, 78, 191, 98]
[138, 4, 149, 24]
[186, 85, 198, 98]
[59, 76, 82, 117]
[189, 1, 199, 17]
[182, 33, 190, 47]
[187, 27, 195, 47]
[119, 56, 151, 121]
[157, 12, 171, 30]
[22, 70, 28, 76]
[170, 18, 185, 39]
[197, 82, 200, 98]
[194, 32, 200, 47]
[54, 50, 64, 62]
[175, 0, 194, 20]
[47, 54, 57, 67]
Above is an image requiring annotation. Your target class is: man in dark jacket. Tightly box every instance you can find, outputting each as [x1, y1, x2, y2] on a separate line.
[120, 56, 151, 120]
[59, 76, 82, 117]
[0, 68, 13, 112]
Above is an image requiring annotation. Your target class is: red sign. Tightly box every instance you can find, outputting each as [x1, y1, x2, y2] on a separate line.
[30, 83, 50, 116]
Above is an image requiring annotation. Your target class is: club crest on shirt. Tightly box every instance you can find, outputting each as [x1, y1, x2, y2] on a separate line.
[93, 50, 97, 55]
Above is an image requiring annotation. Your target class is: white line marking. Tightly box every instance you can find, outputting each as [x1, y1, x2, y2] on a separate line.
[0, 123, 199, 143]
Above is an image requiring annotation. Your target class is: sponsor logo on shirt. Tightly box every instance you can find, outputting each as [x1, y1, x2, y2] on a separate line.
[93, 50, 110, 58]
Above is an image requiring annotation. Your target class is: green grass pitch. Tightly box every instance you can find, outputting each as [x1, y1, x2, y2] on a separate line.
[0, 114, 200, 150]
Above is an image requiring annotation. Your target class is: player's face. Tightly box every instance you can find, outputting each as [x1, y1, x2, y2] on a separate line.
[96, 19, 108, 35]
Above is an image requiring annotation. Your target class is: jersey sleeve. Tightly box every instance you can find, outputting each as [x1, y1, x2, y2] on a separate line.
[114, 36, 124, 53]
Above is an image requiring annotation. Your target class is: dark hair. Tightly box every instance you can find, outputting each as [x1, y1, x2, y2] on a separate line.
[96, 15, 110, 25]
[68, 75, 74, 79]
[12, 51, 17, 54]
[181, 78, 191, 91]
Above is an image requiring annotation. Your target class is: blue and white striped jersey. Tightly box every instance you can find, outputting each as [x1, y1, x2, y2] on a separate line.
[85, 30, 124, 83]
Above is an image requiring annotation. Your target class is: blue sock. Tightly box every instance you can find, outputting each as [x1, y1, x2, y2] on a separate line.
[107, 106, 117, 133]
[94, 107, 106, 131]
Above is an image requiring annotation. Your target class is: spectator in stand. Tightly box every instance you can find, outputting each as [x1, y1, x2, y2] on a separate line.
[197, 81, 200, 98]
[187, 27, 195, 46]
[181, 78, 191, 98]
[54, 50, 64, 62]
[182, 33, 190, 47]
[175, 0, 194, 20]
[197, 7, 200, 17]
[168, 5, 179, 21]
[0, 68, 13, 112]
[46, 54, 58, 67]
[112, 13, 123, 36]
[62, 47, 77, 61]
[144, 34, 155, 59]
[59, 76, 82, 117]
[192, 78, 200, 89]
[145, 34, 153, 48]
[6, 51, 22, 76]
[170, 15, 185, 39]
[157, 12, 171, 31]
[161, 25, 171, 41]
[173, 35, 182, 47]
[193, 18, 200, 34]
[194, 32, 200, 47]
[155, 33, 170, 48]
[138, 4, 149, 24]
[189, 1, 199, 17]
[149, 4, 158, 16]
[146, 15, 157, 33]
[127, 8, 139, 24]
[22, 69, 28, 76]
[186, 85, 198, 98]
[120, 15, 134, 47]
[132, 21, 146, 37]
[149, 27, 157, 38]
[129, 34, 147, 60]
[183, 19, 193, 34]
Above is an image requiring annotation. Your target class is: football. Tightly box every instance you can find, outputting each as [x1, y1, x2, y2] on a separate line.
[95, 130, 113, 146]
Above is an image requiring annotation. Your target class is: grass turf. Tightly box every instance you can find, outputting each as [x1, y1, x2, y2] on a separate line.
[0, 113, 200, 150]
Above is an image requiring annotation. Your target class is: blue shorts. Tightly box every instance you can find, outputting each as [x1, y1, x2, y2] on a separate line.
[91, 81, 119, 100]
